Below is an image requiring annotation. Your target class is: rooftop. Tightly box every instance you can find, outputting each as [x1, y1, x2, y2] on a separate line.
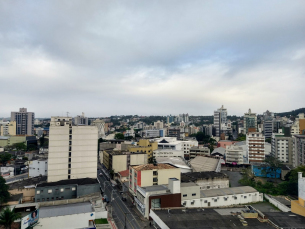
[36, 178, 98, 187]
[151, 208, 273, 229]
[200, 186, 258, 198]
[181, 171, 228, 182]
[155, 157, 191, 170]
[39, 202, 93, 218]
[189, 156, 220, 172]
[8, 176, 47, 190]
[118, 169, 129, 177]
[264, 212, 305, 228]
[131, 163, 177, 171]
[139, 185, 168, 193]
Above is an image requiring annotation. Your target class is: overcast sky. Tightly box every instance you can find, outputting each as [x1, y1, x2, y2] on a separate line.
[1, 1, 305, 118]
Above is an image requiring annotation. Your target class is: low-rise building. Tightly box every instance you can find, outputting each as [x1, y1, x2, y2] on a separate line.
[29, 160, 48, 177]
[293, 134, 305, 167]
[189, 146, 210, 159]
[35, 178, 100, 202]
[271, 132, 293, 165]
[128, 139, 158, 158]
[129, 164, 180, 195]
[291, 172, 305, 217]
[225, 145, 247, 165]
[153, 149, 184, 158]
[102, 150, 147, 173]
[181, 172, 229, 190]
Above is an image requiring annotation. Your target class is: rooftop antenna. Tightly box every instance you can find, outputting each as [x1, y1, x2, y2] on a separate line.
[66, 112, 70, 117]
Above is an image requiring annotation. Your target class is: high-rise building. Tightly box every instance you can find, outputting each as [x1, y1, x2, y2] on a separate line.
[74, 112, 88, 125]
[48, 116, 98, 182]
[271, 130, 293, 165]
[166, 115, 174, 124]
[11, 108, 35, 135]
[214, 105, 228, 137]
[243, 109, 257, 134]
[91, 119, 106, 139]
[293, 134, 305, 167]
[0, 121, 16, 136]
[263, 110, 274, 139]
[154, 120, 164, 129]
[246, 132, 265, 163]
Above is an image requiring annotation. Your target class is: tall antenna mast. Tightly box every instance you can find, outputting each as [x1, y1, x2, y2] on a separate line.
[66, 112, 70, 117]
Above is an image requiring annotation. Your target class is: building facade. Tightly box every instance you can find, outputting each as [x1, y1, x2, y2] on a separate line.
[293, 135, 305, 167]
[74, 112, 88, 125]
[243, 109, 257, 134]
[48, 117, 98, 182]
[246, 132, 265, 163]
[29, 160, 48, 177]
[225, 145, 246, 165]
[10, 108, 35, 135]
[0, 121, 16, 136]
[263, 110, 274, 139]
[213, 105, 228, 137]
[271, 133, 293, 165]
[128, 139, 158, 158]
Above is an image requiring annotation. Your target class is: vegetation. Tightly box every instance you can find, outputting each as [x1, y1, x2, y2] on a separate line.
[239, 165, 305, 196]
[0, 207, 21, 229]
[95, 218, 108, 224]
[4, 142, 27, 152]
[0, 153, 12, 166]
[148, 156, 157, 165]
[114, 133, 125, 140]
[235, 133, 246, 141]
[0, 176, 10, 205]
[275, 107, 305, 118]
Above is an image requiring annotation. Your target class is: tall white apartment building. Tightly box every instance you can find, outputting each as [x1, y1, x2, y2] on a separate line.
[10, 108, 35, 135]
[48, 116, 98, 182]
[214, 105, 228, 137]
[244, 109, 257, 134]
[271, 133, 293, 164]
[154, 121, 164, 129]
[246, 132, 265, 163]
[74, 112, 88, 125]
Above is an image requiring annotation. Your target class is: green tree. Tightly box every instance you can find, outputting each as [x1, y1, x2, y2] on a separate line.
[0, 207, 21, 229]
[114, 133, 124, 140]
[0, 153, 12, 166]
[263, 156, 283, 178]
[235, 134, 246, 141]
[13, 142, 27, 151]
[148, 156, 157, 165]
[0, 176, 10, 206]
[109, 169, 115, 179]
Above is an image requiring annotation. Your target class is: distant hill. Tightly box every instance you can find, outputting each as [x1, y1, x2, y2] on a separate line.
[275, 108, 305, 117]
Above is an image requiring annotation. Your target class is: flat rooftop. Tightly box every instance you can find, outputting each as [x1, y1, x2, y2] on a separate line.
[190, 156, 220, 172]
[9, 176, 47, 190]
[139, 185, 168, 193]
[200, 186, 258, 198]
[155, 157, 191, 170]
[151, 208, 273, 229]
[181, 171, 228, 182]
[264, 212, 305, 228]
[39, 202, 93, 218]
[131, 163, 177, 171]
[36, 178, 98, 187]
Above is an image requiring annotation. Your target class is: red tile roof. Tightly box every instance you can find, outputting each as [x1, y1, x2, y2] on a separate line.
[118, 169, 129, 177]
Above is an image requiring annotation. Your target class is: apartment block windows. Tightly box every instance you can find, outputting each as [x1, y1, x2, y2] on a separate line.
[151, 198, 161, 209]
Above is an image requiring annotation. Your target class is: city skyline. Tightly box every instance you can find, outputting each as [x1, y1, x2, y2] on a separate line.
[1, 1, 305, 117]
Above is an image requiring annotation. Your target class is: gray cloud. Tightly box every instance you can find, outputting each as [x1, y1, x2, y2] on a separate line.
[1, 0, 305, 117]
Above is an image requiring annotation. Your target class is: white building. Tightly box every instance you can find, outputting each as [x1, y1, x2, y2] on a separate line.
[246, 132, 265, 163]
[91, 119, 106, 139]
[0, 166, 14, 178]
[225, 145, 247, 165]
[214, 105, 230, 137]
[143, 130, 160, 138]
[48, 116, 98, 182]
[181, 185, 263, 208]
[271, 133, 293, 164]
[74, 112, 88, 125]
[29, 160, 48, 177]
[153, 149, 184, 158]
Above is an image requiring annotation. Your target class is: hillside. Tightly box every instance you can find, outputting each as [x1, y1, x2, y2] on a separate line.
[275, 108, 305, 117]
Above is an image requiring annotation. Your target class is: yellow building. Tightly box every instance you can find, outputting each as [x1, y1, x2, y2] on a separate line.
[0, 121, 16, 136]
[128, 139, 158, 158]
[102, 150, 148, 173]
[291, 172, 305, 217]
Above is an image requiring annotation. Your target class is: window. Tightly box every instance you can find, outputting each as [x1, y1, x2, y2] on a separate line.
[204, 200, 207, 203]
[48, 189, 52, 193]
[42, 198, 45, 201]
[192, 193, 196, 196]
[36, 191, 40, 194]
[60, 188, 64, 192]
[244, 196, 247, 199]
[151, 198, 161, 209]
[153, 171, 158, 176]
[153, 178, 158, 182]
[214, 199, 217, 202]
[183, 194, 187, 197]
[65, 188, 70, 191]
[72, 187, 76, 191]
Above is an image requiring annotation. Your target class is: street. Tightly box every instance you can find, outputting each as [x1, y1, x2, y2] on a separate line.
[97, 167, 149, 229]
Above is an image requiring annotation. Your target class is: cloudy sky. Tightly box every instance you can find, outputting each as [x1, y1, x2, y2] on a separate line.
[1, 1, 305, 118]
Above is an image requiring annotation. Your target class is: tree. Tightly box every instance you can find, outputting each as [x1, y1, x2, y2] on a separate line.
[235, 134, 246, 141]
[13, 142, 27, 151]
[0, 176, 10, 206]
[0, 207, 21, 229]
[0, 153, 12, 166]
[148, 156, 157, 165]
[114, 133, 124, 140]
[263, 156, 283, 178]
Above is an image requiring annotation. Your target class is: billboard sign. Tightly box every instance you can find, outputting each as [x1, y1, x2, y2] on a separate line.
[21, 209, 39, 229]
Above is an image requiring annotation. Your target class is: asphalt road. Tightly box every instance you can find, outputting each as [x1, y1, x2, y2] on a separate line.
[5, 173, 28, 183]
[97, 168, 146, 229]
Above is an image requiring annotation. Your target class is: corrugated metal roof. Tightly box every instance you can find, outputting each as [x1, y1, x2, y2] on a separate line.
[39, 202, 93, 218]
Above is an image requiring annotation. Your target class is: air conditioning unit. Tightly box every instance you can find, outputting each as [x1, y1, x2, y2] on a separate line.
[191, 200, 195, 204]
[183, 202, 186, 206]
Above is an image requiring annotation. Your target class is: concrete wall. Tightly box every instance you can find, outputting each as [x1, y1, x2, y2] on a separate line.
[112, 155, 127, 173]
[141, 170, 153, 187]
[264, 194, 291, 212]
[130, 154, 148, 166]
[9, 188, 35, 202]
[29, 160, 48, 177]
[39, 212, 95, 229]
[158, 168, 180, 185]
[77, 183, 100, 197]
[195, 178, 229, 190]
[181, 185, 200, 201]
